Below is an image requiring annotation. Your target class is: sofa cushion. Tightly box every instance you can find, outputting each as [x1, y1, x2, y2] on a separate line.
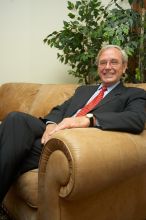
[125, 83, 146, 90]
[14, 169, 38, 208]
[29, 84, 78, 117]
[0, 83, 41, 120]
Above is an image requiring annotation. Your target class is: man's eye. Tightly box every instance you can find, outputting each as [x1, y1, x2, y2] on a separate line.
[99, 59, 120, 67]
[111, 60, 119, 65]
[99, 61, 107, 65]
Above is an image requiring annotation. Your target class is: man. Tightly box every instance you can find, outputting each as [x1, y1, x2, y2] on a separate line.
[0, 45, 146, 203]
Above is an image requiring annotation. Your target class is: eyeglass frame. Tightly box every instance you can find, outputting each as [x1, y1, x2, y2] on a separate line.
[97, 59, 123, 68]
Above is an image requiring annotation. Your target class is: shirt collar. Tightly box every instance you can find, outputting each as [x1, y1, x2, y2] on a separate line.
[98, 81, 120, 92]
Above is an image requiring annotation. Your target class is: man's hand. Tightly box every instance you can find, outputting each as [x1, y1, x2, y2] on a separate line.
[41, 123, 57, 145]
[47, 116, 90, 136]
[41, 116, 90, 145]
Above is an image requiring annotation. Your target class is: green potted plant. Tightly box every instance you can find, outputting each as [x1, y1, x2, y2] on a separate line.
[104, 0, 146, 83]
[44, 0, 146, 84]
[44, 0, 109, 84]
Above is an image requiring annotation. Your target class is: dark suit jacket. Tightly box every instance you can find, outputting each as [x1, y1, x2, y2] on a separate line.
[43, 82, 146, 134]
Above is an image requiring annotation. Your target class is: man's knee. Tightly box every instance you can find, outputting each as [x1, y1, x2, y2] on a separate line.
[3, 111, 28, 124]
[6, 111, 23, 118]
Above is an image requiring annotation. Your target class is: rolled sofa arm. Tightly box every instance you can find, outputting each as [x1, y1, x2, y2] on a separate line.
[38, 128, 146, 201]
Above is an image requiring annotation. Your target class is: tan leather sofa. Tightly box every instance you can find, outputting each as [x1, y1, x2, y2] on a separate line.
[0, 82, 146, 220]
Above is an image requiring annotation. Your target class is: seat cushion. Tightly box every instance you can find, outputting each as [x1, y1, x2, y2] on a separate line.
[14, 169, 38, 208]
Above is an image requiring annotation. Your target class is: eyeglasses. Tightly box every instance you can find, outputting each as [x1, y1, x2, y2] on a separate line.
[98, 59, 122, 67]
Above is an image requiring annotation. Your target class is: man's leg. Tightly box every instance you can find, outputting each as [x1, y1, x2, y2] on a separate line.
[0, 111, 46, 202]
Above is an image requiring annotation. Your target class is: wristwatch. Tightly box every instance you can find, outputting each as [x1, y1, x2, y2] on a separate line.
[86, 113, 94, 127]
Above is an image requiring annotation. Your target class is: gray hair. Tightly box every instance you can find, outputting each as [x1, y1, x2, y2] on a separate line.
[96, 44, 128, 65]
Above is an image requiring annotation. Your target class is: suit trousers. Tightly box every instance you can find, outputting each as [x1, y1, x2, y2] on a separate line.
[0, 111, 46, 202]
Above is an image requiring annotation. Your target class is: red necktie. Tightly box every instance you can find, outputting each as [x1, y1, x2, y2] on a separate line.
[76, 86, 107, 117]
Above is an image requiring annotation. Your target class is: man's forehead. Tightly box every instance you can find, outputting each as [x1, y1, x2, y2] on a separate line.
[99, 48, 122, 59]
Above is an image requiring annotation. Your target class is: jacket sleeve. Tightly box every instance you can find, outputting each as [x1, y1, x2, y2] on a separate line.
[95, 88, 146, 134]
[42, 86, 83, 124]
[42, 98, 73, 124]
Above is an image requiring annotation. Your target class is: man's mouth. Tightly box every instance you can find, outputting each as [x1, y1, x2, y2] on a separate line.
[103, 73, 115, 78]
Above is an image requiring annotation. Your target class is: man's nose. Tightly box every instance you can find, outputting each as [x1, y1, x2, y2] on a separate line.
[105, 61, 112, 68]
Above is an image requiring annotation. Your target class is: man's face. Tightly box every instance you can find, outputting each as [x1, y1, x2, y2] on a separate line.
[98, 48, 127, 87]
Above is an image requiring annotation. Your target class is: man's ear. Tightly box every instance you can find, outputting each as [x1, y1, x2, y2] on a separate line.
[123, 62, 128, 74]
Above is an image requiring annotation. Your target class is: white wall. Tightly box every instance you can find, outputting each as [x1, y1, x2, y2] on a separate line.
[0, 0, 130, 84]
[102, 0, 130, 8]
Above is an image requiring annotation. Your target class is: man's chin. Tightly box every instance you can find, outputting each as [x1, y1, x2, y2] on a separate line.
[102, 79, 117, 86]
[103, 78, 115, 83]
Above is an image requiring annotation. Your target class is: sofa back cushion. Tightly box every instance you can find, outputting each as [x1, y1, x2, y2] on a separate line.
[0, 83, 78, 120]
[29, 84, 78, 117]
[125, 83, 146, 91]
[0, 83, 41, 120]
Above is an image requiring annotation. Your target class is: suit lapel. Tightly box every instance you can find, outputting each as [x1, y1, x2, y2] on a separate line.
[66, 82, 126, 117]
[92, 82, 125, 110]
[66, 85, 100, 116]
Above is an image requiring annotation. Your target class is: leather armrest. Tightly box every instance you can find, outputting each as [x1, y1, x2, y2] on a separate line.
[38, 128, 146, 200]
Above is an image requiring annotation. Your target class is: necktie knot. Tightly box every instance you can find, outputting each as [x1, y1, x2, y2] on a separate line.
[101, 86, 107, 92]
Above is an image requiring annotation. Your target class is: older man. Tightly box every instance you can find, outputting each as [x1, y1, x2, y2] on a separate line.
[0, 45, 146, 202]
